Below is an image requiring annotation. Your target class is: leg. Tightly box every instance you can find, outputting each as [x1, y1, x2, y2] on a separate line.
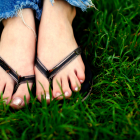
[35, 0, 85, 102]
[0, 9, 36, 109]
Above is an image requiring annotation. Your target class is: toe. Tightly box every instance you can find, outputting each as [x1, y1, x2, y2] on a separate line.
[0, 82, 5, 97]
[53, 76, 63, 99]
[10, 83, 32, 109]
[61, 76, 72, 98]
[3, 82, 14, 104]
[69, 72, 81, 92]
[35, 67, 53, 104]
[75, 68, 85, 84]
[36, 79, 52, 103]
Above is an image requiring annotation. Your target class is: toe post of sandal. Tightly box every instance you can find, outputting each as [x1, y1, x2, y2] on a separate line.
[0, 56, 35, 108]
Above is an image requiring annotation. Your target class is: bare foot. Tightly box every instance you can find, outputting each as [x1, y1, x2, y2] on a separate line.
[0, 9, 36, 109]
[35, 0, 85, 103]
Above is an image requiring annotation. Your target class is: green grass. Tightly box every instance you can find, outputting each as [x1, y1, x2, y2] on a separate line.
[1, 0, 140, 139]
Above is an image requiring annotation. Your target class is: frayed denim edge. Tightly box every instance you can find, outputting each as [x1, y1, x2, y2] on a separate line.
[0, 1, 42, 22]
[0, 0, 97, 22]
[50, 0, 98, 11]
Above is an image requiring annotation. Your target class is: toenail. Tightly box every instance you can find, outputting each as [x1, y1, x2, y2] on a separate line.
[46, 94, 50, 100]
[65, 91, 69, 97]
[80, 80, 84, 83]
[75, 87, 78, 91]
[11, 97, 23, 106]
[3, 99, 7, 104]
[56, 92, 61, 97]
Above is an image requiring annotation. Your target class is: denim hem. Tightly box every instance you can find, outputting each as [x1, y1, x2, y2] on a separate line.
[0, 1, 42, 21]
[50, 0, 97, 11]
[0, 0, 97, 22]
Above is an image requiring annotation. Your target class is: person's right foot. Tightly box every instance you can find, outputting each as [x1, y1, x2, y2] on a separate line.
[0, 9, 36, 109]
[35, 0, 85, 103]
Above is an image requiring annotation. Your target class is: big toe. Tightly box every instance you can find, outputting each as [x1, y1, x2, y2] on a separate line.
[2, 82, 14, 104]
[36, 69, 53, 104]
[10, 83, 32, 109]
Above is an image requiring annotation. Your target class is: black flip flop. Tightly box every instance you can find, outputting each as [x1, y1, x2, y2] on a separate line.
[35, 47, 92, 101]
[0, 57, 35, 94]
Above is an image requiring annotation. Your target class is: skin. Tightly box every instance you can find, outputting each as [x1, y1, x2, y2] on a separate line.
[35, 0, 85, 102]
[0, 0, 85, 108]
[0, 9, 35, 109]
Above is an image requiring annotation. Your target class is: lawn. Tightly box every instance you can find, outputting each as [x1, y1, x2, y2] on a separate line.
[1, 0, 140, 139]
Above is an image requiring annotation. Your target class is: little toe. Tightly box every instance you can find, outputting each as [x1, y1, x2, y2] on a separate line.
[69, 73, 81, 92]
[53, 77, 63, 99]
[75, 68, 85, 84]
[62, 77, 72, 98]
[10, 83, 32, 109]
[3, 82, 14, 104]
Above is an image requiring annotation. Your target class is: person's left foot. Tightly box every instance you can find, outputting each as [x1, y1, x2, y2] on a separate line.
[35, 0, 85, 103]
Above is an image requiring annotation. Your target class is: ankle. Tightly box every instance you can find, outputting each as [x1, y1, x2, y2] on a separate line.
[42, 0, 76, 24]
[67, 6, 76, 24]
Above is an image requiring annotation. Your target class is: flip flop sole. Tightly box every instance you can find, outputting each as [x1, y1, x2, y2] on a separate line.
[79, 53, 93, 101]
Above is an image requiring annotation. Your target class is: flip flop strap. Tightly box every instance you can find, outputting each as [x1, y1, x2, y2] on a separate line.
[35, 47, 82, 81]
[0, 57, 19, 83]
[0, 57, 35, 92]
[14, 75, 35, 93]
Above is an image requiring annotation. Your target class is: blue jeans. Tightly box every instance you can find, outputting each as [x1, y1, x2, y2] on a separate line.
[0, 0, 96, 21]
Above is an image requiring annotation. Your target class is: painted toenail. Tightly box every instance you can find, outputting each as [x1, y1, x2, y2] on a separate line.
[46, 94, 50, 100]
[56, 92, 61, 97]
[11, 97, 23, 106]
[75, 87, 78, 91]
[65, 91, 69, 97]
[80, 80, 84, 83]
[3, 99, 7, 104]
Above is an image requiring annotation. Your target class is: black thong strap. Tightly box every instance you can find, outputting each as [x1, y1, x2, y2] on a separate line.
[0, 57, 35, 93]
[35, 47, 82, 81]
